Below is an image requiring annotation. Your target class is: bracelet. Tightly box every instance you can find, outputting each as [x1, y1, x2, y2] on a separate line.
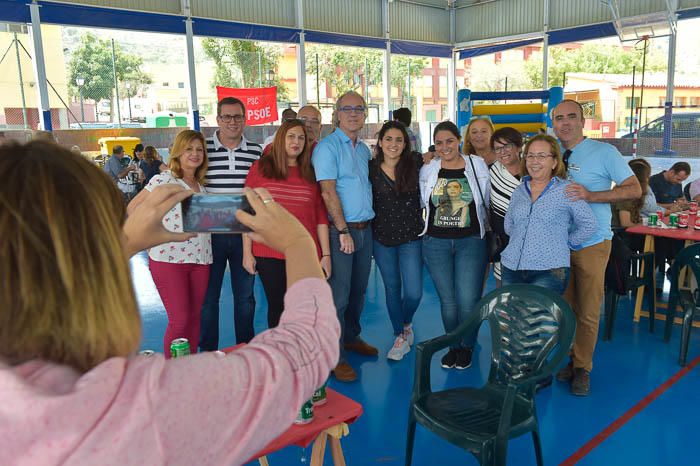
[322, 254, 330, 257]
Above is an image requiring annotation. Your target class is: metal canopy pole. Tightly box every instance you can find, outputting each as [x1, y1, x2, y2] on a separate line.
[447, 3, 456, 121]
[28, 1, 51, 130]
[182, 0, 200, 131]
[542, 0, 550, 90]
[295, 0, 307, 106]
[382, 0, 391, 120]
[658, 1, 678, 155]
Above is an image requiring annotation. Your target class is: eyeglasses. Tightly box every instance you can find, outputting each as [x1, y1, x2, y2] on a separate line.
[218, 114, 245, 123]
[298, 117, 321, 125]
[339, 106, 366, 114]
[493, 143, 515, 154]
[525, 152, 554, 161]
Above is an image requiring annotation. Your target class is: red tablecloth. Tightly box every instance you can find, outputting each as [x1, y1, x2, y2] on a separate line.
[627, 212, 700, 241]
[221, 346, 363, 459]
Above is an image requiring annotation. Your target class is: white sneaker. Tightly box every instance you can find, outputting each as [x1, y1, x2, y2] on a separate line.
[403, 326, 414, 346]
[387, 335, 410, 361]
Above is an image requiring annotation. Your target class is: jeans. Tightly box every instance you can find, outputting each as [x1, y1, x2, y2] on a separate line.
[422, 235, 487, 349]
[329, 225, 373, 363]
[372, 239, 423, 336]
[199, 234, 256, 350]
[501, 266, 570, 295]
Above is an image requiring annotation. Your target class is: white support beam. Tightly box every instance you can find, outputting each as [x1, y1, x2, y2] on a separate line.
[182, 0, 199, 130]
[28, 1, 51, 130]
[448, 4, 456, 121]
[382, 0, 391, 120]
[542, 0, 550, 90]
[296, 0, 307, 106]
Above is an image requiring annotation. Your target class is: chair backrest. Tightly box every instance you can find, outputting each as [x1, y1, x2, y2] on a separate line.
[669, 243, 700, 289]
[479, 285, 576, 388]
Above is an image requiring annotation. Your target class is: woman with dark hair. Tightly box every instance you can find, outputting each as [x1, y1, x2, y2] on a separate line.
[613, 160, 651, 228]
[243, 119, 331, 328]
[488, 127, 524, 285]
[139, 145, 166, 186]
[369, 121, 424, 361]
[129, 130, 212, 357]
[420, 121, 490, 370]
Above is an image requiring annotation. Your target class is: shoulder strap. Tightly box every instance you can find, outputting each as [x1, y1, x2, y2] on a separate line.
[467, 156, 492, 229]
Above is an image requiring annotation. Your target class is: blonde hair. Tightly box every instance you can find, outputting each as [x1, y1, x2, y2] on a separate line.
[168, 130, 208, 184]
[520, 134, 567, 179]
[0, 141, 141, 373]
[462, 116, 495, 155]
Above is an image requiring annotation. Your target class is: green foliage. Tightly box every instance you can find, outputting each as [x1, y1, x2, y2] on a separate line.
[305, 45, 427, 97]
[201, 38, 289, 100]
[67, 33, 151, 111]
[524, 43, 666, 88]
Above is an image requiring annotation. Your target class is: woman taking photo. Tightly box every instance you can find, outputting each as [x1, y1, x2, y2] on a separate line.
[129, 130, 212, 357]
[489, 127, 524, 285]
[462, 116, 497, 166]
[501, 134, 597, 294]
[369, 121, 424, 361]
[0, 140, 340, 466]
[420, 121, 490, 370]
[243, 119, 331, 328]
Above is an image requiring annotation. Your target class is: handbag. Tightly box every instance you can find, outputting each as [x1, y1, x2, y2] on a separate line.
[468, 156, 504, 262]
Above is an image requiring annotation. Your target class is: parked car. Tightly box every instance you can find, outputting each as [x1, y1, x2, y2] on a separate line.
[622, 113, 700, 158]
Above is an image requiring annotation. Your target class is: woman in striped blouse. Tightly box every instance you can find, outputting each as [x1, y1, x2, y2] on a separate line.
[488, 127, 523, 286]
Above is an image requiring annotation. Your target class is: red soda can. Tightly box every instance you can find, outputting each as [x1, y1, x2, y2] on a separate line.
[695, 216, 700, 230]
[679, 212, 689, 228]
[657, 210, 664, 221]
[691, 201, 698, 214]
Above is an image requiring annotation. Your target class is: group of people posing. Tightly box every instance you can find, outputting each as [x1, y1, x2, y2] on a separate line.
[133, 92, 643, 398]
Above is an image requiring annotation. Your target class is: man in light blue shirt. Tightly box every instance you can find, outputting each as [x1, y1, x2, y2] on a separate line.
[553, 100, 641, 396]
[312, 90, 376, 383]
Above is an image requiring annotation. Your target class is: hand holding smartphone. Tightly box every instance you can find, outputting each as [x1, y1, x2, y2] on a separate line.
[181, 193, 255, 233]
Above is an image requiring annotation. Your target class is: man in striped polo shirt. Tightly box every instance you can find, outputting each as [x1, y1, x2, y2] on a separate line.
[200, 97, 262, 350]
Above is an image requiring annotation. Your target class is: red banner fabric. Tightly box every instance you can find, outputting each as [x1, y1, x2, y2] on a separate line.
[215, 86, 278, 126]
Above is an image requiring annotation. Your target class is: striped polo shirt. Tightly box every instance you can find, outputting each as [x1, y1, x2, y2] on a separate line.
[205, 131, 262, 194]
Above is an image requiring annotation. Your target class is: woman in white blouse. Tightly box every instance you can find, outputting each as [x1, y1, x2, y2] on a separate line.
[129, 130, 212, 356]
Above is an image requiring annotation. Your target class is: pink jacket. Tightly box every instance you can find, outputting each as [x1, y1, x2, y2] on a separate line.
[0, 278, 339, 466]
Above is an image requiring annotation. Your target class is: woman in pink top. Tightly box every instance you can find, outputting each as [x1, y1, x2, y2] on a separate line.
[0, 141, 340, 466]
[243, 119, 331, 328]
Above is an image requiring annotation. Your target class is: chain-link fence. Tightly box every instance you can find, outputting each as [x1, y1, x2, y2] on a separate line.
[634, 106, 700, 158]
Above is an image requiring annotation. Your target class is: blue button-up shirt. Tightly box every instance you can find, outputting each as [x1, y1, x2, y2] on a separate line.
[501, 176, 598, 271]
[312, 128, 374, 222]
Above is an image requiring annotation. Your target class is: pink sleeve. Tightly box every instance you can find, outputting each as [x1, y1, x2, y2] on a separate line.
[314, 183, 329, 225]
[147, 278, 339, 465]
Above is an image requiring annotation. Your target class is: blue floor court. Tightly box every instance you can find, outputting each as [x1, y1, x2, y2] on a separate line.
[131, 252, 699, 465]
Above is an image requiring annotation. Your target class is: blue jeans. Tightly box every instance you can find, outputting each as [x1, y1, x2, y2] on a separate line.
[329, 225, 373, 363]
[422, 235, 487, 349]
[501, 266, 570, 295]
[199, 234, 256, 350]
[373, 239, 423, 336]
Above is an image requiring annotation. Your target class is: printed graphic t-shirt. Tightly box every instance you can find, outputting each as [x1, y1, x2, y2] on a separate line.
[427, 168, 479, 239]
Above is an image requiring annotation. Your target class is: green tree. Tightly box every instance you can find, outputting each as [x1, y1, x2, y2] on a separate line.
[67, 32, 151, 119]
[305, 45, 427, 102]
[201, 38, 289, 100]
[524, 43, 666, 88]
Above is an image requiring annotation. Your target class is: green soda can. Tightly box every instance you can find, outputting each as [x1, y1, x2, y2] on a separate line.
[170, 338, 190, 358]
[294, 399, 314, 425]
[312, 382, 328, 406]
[669, 213, 679, 227]
[138, 350, 155, 357]
[648, 213, 658, 226]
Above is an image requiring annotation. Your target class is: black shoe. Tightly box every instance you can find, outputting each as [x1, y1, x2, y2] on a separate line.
[556, 361, 574, 383]
[571, 368, 591, 396]
[455, 347, 473, 370]
[535, 375, 553, 393]
[441, 348, 458, 369]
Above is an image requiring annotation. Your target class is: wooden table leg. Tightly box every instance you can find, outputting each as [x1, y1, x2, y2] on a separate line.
[309, 432, 328, 466]
[634, 234, 655, 322]
[329, 436, 346, 466]
[258, 456, 270, 466]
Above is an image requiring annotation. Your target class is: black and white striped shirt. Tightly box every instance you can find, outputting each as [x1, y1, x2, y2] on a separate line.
[489, 161, 521, 233]
[205, 132, 262, 194]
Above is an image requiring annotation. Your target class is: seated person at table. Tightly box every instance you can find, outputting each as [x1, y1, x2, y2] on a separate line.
[612, 159, 650, 251]
[0, 141, 340, 466]
[649, 161, 690, 211]
[687, 176, 700, 202]
[501, 134, 597, 294]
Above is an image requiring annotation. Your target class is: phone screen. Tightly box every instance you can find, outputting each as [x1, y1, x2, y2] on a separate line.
[181, 193, 254, 233]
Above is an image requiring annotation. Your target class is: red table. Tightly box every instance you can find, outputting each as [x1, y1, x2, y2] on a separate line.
[222, 346, 363, 466]
[626, 212, 700, 323]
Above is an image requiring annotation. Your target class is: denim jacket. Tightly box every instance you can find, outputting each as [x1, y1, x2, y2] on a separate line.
[418, 154, 490, 238]
[501, 176, 597, 271]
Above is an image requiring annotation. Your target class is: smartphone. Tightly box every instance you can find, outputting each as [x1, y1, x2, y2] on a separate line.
[180, 193, 254, 233]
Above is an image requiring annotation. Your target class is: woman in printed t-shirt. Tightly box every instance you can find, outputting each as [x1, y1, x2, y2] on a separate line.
[243, 119, 331, 328]
[369, 121, 424, 361]
[128, 130, 213, 357]
[419, 121, 490, 371]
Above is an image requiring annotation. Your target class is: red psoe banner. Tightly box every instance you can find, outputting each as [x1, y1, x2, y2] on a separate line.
[216, 86, 278, 125]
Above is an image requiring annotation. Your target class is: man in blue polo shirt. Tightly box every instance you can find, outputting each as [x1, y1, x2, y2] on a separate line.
[553, 100, 641, 396]
[312, 91, 376, 383]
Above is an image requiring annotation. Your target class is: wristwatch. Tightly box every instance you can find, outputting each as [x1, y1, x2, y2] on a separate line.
[338, 227, 350, 235]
